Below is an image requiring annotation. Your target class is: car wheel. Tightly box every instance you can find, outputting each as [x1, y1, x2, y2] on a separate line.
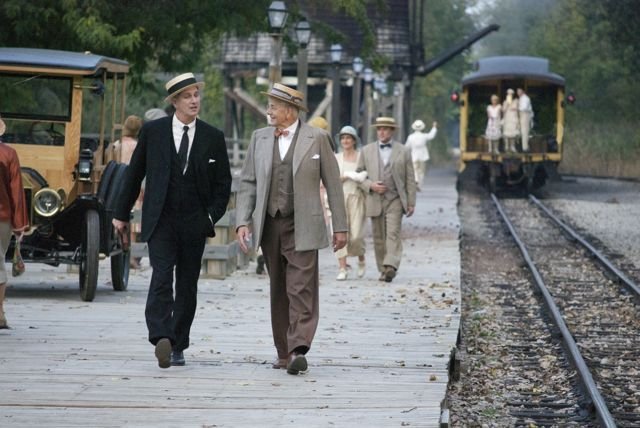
[79, 209, 100, 302]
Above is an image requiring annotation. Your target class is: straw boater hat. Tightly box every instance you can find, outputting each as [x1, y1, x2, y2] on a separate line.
[372, 116, 398, 128]
[0, 118, 5, 136]
[308, 116, 329, 130]
[261, 83, 308, 112]
[164, 72, 205, 103]
[411, 119, 426, 131]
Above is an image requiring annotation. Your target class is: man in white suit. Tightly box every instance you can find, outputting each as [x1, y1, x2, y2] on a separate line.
[236, 83, 347, 375]
[357, 117, 416, 283]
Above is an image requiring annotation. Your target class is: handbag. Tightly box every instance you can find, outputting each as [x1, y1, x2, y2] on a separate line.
[12, 238, 25, 277]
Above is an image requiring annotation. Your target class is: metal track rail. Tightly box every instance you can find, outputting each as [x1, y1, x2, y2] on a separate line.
[490, 193, 616, 428]
[529, 194, 640, 297]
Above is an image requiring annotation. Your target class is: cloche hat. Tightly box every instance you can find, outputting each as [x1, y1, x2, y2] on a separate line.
[261, 83, 309, 112]
[337, 125, 361, 146]
[165, 72, 205, 103]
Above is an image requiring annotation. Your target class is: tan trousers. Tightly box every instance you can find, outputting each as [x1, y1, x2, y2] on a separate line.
[413, 160, 426, 188]
[370, 197, 404, 273]
[261, 214, 319, 358]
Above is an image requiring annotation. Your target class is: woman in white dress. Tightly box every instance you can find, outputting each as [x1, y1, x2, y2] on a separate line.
[334, 126, 367, 281]
[485, 94, 502, 154]
[502, 89, 519, 152]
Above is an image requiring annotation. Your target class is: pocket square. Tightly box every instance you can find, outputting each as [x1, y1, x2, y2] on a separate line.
[208, 159, 216, 163]
[311, 154, 320, 159]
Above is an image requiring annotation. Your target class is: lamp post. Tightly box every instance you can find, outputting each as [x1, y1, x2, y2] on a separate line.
[295, 18, 311, 119]
[351, 56, 363, 133]
[330, 43, 343, 137]
[362, 67, 373, 144]
[267, 1, 288, 87]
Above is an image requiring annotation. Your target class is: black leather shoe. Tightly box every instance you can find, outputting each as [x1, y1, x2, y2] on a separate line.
[155, 338, 171, 369]
[286, 353, 308, 375]
[171, 350, 185, 366]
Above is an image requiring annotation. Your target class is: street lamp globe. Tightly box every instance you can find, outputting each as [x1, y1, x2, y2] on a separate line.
[352, 57, 364, 75]
[267, 1, 288, 32]
[330, 44, 343, 64]
[295, 19, 312, 48]
[363, 67, 374, 83]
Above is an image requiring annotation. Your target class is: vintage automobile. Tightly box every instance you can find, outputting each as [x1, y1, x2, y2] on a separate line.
[0, 47, 131, 301]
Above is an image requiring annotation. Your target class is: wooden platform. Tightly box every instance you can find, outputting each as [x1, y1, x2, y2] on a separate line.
[0, 168, 461, 427]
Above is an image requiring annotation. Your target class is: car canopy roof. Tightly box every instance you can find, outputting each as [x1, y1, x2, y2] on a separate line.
[462, 56, 565, 86]
[0, 47, 129, 76]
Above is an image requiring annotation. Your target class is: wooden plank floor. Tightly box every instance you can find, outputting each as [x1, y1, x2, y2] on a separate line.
[1, 168, 461, 427]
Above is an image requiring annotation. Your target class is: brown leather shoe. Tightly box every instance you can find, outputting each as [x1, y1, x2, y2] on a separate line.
[272, 357, 287, 369]
[154, 338, 171, 369]
[286, 353, 308, 375]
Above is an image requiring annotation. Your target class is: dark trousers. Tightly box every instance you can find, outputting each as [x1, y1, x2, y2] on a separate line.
[261, 214, 319, 359]
[146, 211, 206, 351]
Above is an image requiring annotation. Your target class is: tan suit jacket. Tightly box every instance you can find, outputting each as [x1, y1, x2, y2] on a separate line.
[357, 140, 417, 217]
[236, 121, 348, 252]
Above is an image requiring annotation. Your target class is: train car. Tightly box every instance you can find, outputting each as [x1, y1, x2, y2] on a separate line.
[456, 56, 572, 192]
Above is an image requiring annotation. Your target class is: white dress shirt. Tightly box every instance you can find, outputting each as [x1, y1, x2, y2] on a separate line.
[277, 120, 299, 160]
[172, 116, 196, 173]
[518, 93, 532, 113]
[378, 141, 393, 166]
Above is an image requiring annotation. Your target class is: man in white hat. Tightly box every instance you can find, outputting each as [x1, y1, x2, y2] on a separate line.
[235, 83, 348, 375]
[0, 117, 30, 329]
[405, 119, 437, 190]
[113, 73, 232, 368]
[356, 116, 416, 282]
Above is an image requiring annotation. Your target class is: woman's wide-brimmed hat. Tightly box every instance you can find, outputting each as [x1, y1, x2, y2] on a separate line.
[372, 116, 398, 128]
[261, 83, 308, 112]
[411, 119, 426, 131]
[165, 73, 205, 103]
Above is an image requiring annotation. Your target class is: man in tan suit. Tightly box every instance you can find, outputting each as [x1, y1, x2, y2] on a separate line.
[236, 83, 348, 375]
[357, 117, 416, 282]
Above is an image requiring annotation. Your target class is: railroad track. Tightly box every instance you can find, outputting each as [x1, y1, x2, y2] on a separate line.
[492, 194, 640, 427]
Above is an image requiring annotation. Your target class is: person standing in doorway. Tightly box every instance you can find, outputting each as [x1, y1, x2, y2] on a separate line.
[357, 117, 416, 283]
[235, 83, 347, 375]
[502, 89, 520, 153]
[0, 117, 29, 329]
[485, 94, 502, 155]
[517, 88, 533, 152]
[113, 73, 232, 368]
[405, 119, 437, 191]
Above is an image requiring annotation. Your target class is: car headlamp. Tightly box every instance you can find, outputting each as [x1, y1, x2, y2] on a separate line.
[33, 188, 65, 217]
[78, 148, 94, 181]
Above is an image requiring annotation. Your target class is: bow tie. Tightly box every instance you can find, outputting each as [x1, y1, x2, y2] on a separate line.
[274, 128, 290, 138]
[379, 143, 392, 149]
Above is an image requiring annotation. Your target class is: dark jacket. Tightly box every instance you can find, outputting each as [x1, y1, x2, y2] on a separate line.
[114, 116, 231, 241]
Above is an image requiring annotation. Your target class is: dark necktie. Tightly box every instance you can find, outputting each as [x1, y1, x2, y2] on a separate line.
[178, 125, 189, 172]
[274, 128, 290, 138]
[380, 143, 392, 149]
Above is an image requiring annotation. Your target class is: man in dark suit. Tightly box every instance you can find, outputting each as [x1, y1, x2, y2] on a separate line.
[113, 73, 231, 368]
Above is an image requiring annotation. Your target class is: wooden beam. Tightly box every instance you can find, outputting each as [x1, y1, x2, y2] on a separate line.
[223, 88, 266, 121]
